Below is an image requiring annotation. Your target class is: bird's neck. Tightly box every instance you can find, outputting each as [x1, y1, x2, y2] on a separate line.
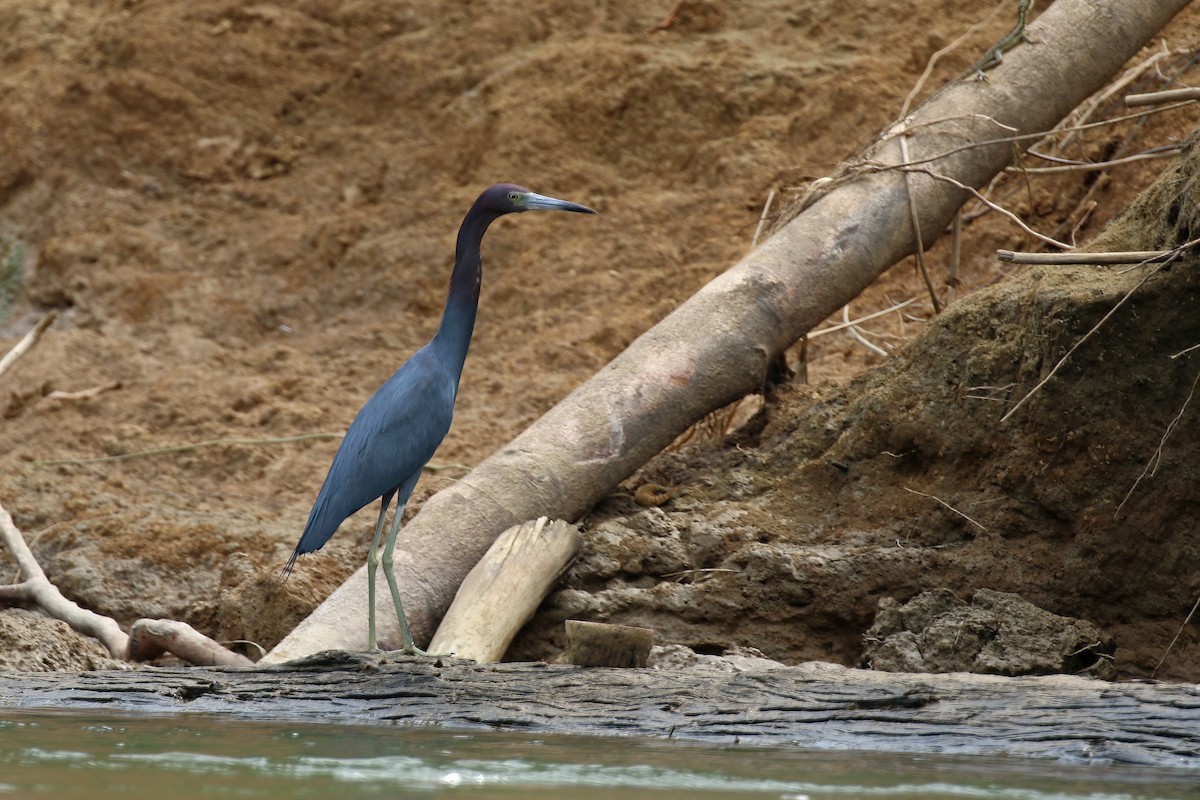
[431, 209, 497, 377]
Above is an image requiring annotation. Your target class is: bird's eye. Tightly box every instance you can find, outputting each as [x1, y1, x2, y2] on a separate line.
[508, 192, 520, 202]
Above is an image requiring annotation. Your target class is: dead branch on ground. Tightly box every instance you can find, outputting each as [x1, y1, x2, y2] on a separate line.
[0, 311, 56, 382]
[128, 619, 253, 667]
[1, 498, 252, 666]
[1154, 594, 1200, 678]
[0, 499, 129, 658]
[1116, 357, 1200, 516]
[902, 487, 989, 533]
[1127, 87, 1200, 106]
[31, 432, 343, 466]
[998, 249, 1174, 265]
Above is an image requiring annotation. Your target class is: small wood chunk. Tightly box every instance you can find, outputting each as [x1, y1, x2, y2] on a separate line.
[428, 517, 582, 662]
[566, 620, 654, 668]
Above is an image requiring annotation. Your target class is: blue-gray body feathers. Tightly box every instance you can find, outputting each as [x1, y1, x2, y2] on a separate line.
[290, 345, 457, 564]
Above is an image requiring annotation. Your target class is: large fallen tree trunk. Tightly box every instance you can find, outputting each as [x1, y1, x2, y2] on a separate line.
[265, 0, 1191, 662]
[1, 653, 1197, 768]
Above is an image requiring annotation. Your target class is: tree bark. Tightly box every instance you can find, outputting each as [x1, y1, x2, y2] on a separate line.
[265, 0, 1192, 663]
[0, 653, 1196, 768]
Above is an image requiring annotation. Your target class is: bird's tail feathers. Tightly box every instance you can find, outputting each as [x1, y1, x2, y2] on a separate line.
[275, 550, 300, 585]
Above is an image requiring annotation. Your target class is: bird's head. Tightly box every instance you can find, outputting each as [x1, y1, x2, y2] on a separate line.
[481, 183, 596, 215]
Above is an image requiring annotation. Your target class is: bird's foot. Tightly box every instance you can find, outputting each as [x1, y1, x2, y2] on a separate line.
[400, 641, 452, 659]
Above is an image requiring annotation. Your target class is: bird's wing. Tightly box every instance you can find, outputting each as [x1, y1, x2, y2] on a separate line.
[292, 350, 457, 557]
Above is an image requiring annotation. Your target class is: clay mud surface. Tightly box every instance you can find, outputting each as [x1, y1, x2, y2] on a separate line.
[2, 1, 1199, 682]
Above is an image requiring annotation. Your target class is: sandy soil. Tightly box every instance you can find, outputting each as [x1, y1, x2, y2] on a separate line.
[1, 1, 1199, 680]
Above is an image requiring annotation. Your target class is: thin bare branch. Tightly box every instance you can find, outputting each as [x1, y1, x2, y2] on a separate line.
[899, 0, 1007, 119]
[843, 305, 889, 358]
[45, 381, 122, 402]
[1116, 361, 1200, 516]
[947, 211, 962, 305]
[897, 131, 942, 313]
[1153, 594, 1200, 678]
[998, 249, 1174, 265]
[902, 487, 989, 533]
[31, 432, 344, 466]
[750, 189, 776, 250]
[1125, 88, 1200, 107]
[810, 298, 917, 338]
[1006, 147, 1179, 174]
[0, 310, 57, 382]
[900, 165, 1072, 250]
[1058, 45, 1187, 149]
[873, 101, 1193, 174]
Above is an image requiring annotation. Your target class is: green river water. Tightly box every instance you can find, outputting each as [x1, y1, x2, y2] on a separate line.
[1, 710, 1195, 799]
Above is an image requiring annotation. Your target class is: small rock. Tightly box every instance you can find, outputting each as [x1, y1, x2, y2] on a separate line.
[864, 588, 1116, 679]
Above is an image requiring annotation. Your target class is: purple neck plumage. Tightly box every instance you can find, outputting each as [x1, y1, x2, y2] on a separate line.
[430, 203, 504, 382]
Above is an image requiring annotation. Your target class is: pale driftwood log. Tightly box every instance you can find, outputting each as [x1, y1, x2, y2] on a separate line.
[127, 619, 254, 667]
[566, 620, 654, 667]
[265, 0, 1191, 663]
[0, 653, 1197, 768]
[0, 499, 129, 658]
[2, 499, 252, 666]
[427, 518, 581, 662]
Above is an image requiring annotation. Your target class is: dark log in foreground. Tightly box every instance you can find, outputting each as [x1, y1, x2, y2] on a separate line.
[0, 653, 1196, 769]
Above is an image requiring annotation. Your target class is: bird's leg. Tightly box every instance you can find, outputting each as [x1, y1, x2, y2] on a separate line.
[365, 492, 394, 651]
[380, 498, 445, 657]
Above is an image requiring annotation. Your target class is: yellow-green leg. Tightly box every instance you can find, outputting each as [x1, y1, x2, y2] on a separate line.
[380, 501, 434, 656]
[364, 493, 394, 651]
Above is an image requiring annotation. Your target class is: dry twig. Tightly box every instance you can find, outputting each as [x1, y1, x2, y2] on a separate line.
[128, 618, 253, 666]
[1126, 87, 1200, 107]
[897, 130, 943, 313]
[750, 189, 776, 250]
[900, 165, 1072, 250]
[899, 0, 1007, 118]
[1115, 360, 1200, 516]
[871, 101, 1190, 175]
[1008, 146, 1180, 174]
[902, 487, 989, 533]
[1000, 242, 1197, 423]
[1056, 44, 1186, 150]
[1153, 594, 1200, 678]
[45, 381, 122, 402]
[31, 432, 344, 466]
[998, 249, 1174, 265]
[810, 298, 917, 338]
[646, 0, 684, 34]
[0, 310, 56, 382]
[842, 304, 889, 358]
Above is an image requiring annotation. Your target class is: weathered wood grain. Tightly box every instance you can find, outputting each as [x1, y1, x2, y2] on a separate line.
[0, 654, 1196, 769]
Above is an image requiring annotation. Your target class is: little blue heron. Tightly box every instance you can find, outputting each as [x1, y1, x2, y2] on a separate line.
[284, 184, 596, 654]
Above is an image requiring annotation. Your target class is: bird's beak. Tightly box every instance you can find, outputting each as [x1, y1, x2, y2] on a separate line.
[519, 192, 597, 214]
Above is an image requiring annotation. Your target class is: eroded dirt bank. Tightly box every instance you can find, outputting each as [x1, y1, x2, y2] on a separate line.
[515, 142, 1200, 679]
[1, 1, 1199, 680]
